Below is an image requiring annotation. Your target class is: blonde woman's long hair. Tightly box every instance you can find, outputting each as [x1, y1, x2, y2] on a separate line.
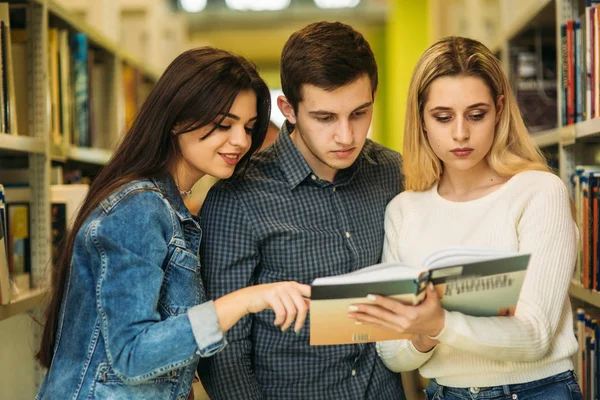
[403, 36, 549, 191]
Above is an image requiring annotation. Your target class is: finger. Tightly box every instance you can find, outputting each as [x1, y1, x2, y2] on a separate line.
[351, 303, 404, 324]
[349, 312, 407, 334]
[269, 297, 287, 327]
[296, 283, 311, 298]
[368, 294, 412, 314]
[279, 292, 297, 332]
[290, 291, 308, 332]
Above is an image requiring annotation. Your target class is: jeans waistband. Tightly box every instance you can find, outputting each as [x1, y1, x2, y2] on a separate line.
[431, 370, 576, 398]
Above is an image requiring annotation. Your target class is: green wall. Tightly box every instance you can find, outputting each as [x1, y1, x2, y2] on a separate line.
[383, 0, 429, 153]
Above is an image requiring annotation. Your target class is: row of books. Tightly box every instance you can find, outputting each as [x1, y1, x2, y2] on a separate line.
[571, 165, 600, 289]
[0, 181, 88, 305]
[6, 5, 153, 148]
[561, 1, 600, 126]
[576, 309, 600, 400]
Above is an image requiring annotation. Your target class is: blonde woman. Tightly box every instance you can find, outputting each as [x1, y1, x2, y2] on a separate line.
[348, 37, 582, 399]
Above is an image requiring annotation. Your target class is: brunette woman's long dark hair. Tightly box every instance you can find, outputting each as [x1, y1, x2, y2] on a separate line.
[36, 47, 270, 368]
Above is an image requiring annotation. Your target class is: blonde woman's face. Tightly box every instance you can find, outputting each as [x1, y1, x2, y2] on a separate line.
[422, 76, 502, 173]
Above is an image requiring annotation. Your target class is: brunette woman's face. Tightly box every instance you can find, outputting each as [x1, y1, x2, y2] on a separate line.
[177, 90, 257, 179]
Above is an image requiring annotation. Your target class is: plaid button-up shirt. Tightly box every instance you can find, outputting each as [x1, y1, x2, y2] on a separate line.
[198, 123, 405, 400]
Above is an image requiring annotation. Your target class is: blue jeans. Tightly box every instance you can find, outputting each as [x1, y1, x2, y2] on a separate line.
[424, 370, 583, 399]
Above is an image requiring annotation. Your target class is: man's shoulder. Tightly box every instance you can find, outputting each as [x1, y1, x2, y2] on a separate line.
[213, 147, 283, 195]
[362, 139, 402, 167]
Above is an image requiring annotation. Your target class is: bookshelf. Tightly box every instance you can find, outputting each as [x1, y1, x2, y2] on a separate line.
[0, 287, 45, 322]
[0, 0, 161, 396]
[431, 1, 600, 397]
[570, 282, 600, 308]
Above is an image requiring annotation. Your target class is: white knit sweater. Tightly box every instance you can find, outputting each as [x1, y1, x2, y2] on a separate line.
[376, 170, 579, 387]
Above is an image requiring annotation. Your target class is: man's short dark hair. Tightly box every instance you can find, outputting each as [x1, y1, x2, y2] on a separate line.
[280, 21, 378, 112]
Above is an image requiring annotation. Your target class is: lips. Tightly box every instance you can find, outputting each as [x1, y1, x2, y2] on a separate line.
[450, 148, 474, 158]
[219, 153, 242, 166]
[331, 148, 355, 159]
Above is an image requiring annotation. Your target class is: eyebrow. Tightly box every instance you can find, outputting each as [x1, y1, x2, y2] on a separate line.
[219, 113, 257, 122]
[308, 101, 373, 116]
[429, 103, 491, 112]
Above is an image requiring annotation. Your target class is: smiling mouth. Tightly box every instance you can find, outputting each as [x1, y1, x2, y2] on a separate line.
[219, 153, 242, 165]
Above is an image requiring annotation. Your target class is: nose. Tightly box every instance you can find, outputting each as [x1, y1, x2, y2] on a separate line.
[451, 116, 470, 142]
[335, 118, 353, 146]
[229, 125, 251, 149]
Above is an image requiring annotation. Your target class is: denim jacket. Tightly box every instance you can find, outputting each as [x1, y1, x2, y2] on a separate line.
[36, 174, 226, 400]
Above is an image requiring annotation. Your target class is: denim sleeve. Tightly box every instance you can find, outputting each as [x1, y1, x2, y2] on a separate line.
[197, 184, 263, 400]
[91, 190, 224, 383]
[187, 300, 228, 356]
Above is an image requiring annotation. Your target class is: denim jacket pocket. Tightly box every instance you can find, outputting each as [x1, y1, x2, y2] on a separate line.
[90, 363, 179, 399]
[160, 248, 201, 315]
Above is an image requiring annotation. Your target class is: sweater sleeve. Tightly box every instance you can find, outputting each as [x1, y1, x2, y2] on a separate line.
[431, 174, 578, 362]
[377, 196, 435, 371]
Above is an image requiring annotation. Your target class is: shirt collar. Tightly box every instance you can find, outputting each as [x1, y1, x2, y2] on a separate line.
[151, 174, 200, 227]
[275, 122, 378, 189]
[275, 122, 316, 189]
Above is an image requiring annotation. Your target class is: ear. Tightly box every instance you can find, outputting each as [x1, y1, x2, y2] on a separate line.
[277, 95, 297, 125]
[495, 94, 505, 124]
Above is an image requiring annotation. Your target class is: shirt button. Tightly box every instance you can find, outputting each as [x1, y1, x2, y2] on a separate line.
[311, 175, 317, 180]
[333, 187, 337, 192]
[512, 395, 518, 400]
[345, 232, 351, 239]
[351, 369, 356, 376]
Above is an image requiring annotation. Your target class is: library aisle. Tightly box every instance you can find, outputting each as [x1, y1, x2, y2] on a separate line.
[4, 0, 599, 399]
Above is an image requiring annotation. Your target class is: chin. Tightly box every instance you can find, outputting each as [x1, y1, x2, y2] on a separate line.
[208, 168, 236, 180]
[330, 157, 360, 170]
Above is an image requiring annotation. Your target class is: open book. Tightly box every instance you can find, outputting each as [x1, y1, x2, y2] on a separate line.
[310, 247, 530, 345]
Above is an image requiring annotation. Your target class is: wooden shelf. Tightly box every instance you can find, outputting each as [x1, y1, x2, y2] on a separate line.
[574, 118, 600, 140]
[0, 134, 46, 155]
[502, 0, 554, 42]
[569, 283, 600, 308]
[44, 0, 160, 81]
[531, 127, 561, 147]
[0, 288, 46, 322]
[68, 146, 112, 165]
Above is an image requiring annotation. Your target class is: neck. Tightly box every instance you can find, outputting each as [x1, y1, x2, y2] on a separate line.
[169, 162, 205, 197]
[438, 161, 499, 196]
[290, 129, 337, 182]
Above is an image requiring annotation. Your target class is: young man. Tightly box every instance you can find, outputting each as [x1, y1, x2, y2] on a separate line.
[198, 21, 405, 399]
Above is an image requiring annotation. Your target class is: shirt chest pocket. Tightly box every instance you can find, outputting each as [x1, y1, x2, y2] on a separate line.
[160, 247, 202, 315]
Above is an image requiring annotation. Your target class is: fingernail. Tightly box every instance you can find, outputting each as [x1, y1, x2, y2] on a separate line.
[355, 321, 363, 325]
[367, 294, 376, 301]
[348, 305, 359, 312]
[295, 328, 302, 335]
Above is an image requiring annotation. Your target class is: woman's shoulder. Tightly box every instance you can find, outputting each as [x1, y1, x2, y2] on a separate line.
[100, 179, 169, 217]
[386, 187, 436, 213]
[507, 170, 567, 194]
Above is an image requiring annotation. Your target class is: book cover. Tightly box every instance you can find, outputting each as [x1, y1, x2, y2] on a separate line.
[310, 249, 530, 345]
[71, 32, 89, 147]
[0, 184, 10, 305]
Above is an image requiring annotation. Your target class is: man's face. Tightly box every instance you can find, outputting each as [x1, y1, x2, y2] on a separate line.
[279, 74, 374, 182]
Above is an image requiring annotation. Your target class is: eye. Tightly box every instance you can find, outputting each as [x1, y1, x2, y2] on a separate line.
[469, 113, 486, 121]
[434, 116, 452, 123]
[316, 115, 334, 122]
[351, 110, 367, 118]
[215, 124, 231, 131]
[244, 126, 254, 134]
